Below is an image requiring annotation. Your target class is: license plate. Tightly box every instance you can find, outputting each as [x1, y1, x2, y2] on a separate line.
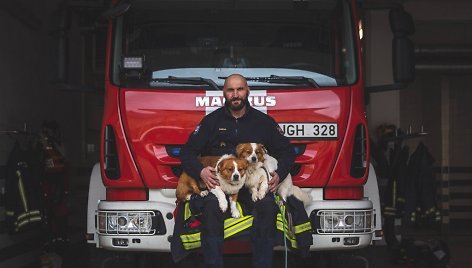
[279, 123, 338, 139]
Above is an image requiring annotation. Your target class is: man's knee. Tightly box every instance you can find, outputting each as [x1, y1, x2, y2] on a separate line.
[201, 193, 224, 236]
[254, 194, 278, 216]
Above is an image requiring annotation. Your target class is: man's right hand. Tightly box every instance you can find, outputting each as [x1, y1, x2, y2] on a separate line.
[200, 166, 219, 189]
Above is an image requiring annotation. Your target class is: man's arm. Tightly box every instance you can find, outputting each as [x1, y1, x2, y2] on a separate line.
[180, 120, 210, 181]
[268, 119, 296, 181]
[180, 118, 219, 189]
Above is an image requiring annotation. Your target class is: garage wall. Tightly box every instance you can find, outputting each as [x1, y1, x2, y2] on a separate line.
[0, 1, 55, 165]
[0, 1, 104, 171]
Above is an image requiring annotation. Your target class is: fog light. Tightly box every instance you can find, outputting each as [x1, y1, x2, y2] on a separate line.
[344, 237, 359, 246]
[118, 216, 127, 226]
[112, 238, 129, 247]
[344, 215, 354, 225]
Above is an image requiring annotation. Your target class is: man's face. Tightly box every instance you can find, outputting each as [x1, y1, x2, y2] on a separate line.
[223, 75, 249, 111]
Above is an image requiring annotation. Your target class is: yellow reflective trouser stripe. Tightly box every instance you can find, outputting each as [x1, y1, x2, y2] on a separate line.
[181, 232, 201, 243]
[293, 222, 312, 234]
[224, 216, 253, 238]
[181, 215, 253, 250]
[182, 241, 201, 250]
[184, 202, 191, 221]
[183, 201, 244, 222]
[16, 170, 29, 212]
[276, 219, 298, 248]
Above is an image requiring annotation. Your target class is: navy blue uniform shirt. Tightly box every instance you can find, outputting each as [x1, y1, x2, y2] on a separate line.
[180, 101, 295, 182]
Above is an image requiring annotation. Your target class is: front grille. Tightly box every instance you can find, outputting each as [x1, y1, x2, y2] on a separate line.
[311, 209, 374, 234]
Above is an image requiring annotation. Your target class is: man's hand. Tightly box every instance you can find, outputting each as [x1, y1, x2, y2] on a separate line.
[200, 166, 219, 189]
[268, 171, 280, 193]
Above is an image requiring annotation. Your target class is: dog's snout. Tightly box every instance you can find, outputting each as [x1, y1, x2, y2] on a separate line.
[251, 156, 257, 162]
[233, 174, 240, 181]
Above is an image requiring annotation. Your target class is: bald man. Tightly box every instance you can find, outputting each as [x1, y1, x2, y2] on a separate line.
[179, 74, 295, 268]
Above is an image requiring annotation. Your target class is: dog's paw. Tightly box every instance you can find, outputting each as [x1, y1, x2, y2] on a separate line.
[257, 191, 267, 200]
[219, 200, 228, 212]
[200, 190, 209, 197]
[251, 192, 259, 202]
[231, 209, 241, 218]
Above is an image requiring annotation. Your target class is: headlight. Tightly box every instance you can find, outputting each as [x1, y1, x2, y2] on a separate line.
[317, 210, 373, 234]
[97, 211, 155, 234]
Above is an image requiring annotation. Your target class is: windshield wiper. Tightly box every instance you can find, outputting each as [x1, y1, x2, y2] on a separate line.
[152, 76, 221, 91]
[245, 75, 320, 88]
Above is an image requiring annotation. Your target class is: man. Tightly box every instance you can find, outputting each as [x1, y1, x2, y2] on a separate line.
[180, 74, 295, 267]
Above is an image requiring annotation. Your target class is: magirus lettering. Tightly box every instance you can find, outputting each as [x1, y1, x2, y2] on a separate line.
[196, 96, 276, 107]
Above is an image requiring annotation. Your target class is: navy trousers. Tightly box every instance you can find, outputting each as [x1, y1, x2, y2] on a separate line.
[200, 189, 278, 268]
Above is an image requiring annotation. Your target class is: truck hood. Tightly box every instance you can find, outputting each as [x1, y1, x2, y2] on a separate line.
[119, 87, 350, 188]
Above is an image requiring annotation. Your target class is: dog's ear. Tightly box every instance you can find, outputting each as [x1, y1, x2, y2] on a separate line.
[235, 144, 244, 157]
[260, 144, 268, 154]
[240, 159, 249, 169]
[217, 158, 226, 173]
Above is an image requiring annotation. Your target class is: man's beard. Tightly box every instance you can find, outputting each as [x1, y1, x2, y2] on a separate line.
[228, 97, 247, 111]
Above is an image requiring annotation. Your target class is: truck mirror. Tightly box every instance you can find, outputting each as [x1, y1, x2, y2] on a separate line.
[390, 8, 415, 84]
[393, 37, 415, 83]
[389, 8, 414, 36]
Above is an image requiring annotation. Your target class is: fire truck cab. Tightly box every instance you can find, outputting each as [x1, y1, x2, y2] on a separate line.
[87, 0, 414, 255]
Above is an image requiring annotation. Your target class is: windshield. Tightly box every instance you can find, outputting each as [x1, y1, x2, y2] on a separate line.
[110, 0, 358, 88]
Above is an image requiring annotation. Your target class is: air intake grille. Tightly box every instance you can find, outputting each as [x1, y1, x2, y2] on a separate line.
[104, 125, 120, 179]
[350, 124, 367, 178]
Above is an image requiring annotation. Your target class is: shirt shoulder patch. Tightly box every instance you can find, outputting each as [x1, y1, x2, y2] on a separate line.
[277, 125, 285, 135]
[193, 124, 201, 135]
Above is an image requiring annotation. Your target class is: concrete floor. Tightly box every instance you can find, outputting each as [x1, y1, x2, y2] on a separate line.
[32, 236, 471, 268]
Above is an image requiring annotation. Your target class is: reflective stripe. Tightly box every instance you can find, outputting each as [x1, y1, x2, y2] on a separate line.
[224, 216, 253, 238]
[15, 215, 42, 229]
[293, 222, 312, 234]
[5, 210, 15, 216]
[184, 202, 192, 221]
[182, 241, 201, 250]
[180, 215, 254, 249]
[183, 200, 244, 222]
[276, 219, 298, 248]
[16, 210, 41, 221]
[16, 170, 29, 212]
[181, 232, 201, 243]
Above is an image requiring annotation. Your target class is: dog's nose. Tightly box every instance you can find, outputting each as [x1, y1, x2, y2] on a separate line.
[233, 174, 240, 181]
[251, 156, 257, 162]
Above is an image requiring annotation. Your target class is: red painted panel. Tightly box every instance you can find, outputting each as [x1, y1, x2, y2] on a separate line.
[118, 87, 351, 189]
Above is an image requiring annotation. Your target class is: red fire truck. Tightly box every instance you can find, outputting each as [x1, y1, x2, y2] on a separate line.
[87, 0, 414, 257]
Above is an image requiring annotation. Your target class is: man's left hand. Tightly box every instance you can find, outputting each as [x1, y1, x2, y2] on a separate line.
[268, 171, 280, 193]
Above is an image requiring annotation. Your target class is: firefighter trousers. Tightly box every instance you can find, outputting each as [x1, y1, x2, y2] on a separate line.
[200, 189, 278, 268]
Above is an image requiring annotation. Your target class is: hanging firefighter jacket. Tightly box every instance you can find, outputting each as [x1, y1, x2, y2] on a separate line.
[170, 193, 313, 263]
[5, 141, 43, 233]
[403, 142, 440, 226]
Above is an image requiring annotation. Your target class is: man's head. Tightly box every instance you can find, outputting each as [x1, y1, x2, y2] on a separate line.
[223, 74, 249, 112]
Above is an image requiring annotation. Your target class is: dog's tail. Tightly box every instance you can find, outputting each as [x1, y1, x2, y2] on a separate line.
[291, 186, 312, 207]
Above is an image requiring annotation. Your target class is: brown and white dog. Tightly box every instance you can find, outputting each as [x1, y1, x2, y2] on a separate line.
[236, 143, 312, 206]
[176, 154, 248, 218]
[235, 143, 270, 202]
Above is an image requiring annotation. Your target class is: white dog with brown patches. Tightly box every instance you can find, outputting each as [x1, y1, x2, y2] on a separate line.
[235, 143, 312, 206]
[176, 154, 248, 218]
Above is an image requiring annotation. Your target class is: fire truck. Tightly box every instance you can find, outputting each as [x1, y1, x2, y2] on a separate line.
[87, 0, 414, 258]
